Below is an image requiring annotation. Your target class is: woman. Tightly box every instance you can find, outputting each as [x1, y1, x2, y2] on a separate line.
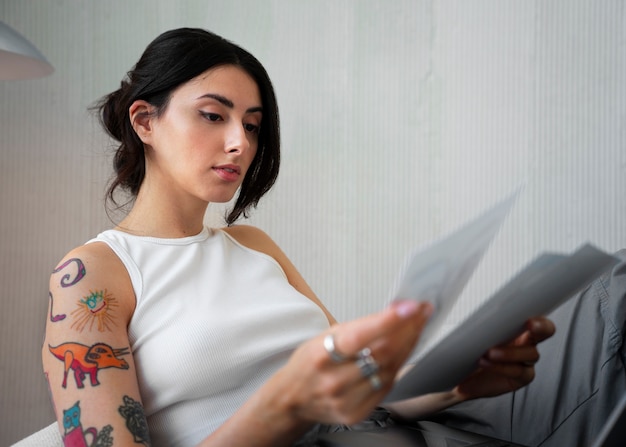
[42, 28, 554, 447]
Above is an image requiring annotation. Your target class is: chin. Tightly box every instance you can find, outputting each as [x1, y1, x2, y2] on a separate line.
[206, 192, 239, 205]
[200, 184, 241, 205]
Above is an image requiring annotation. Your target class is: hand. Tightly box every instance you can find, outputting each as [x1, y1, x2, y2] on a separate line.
[453, 316, 556, 400]
[268, 300, 434, 427]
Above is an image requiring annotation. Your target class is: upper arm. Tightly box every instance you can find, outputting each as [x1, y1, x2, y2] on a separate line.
[223, 225, 338, 325]
[42, 242, 151, 445]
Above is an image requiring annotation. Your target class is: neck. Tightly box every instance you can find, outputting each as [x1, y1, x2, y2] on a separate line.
[117, 190, 209, 239]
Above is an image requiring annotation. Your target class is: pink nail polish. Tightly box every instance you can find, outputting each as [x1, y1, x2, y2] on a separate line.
[393, 300, 420, 318]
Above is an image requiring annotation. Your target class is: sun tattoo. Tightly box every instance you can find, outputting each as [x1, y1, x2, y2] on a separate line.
[70, 289, 118, 333]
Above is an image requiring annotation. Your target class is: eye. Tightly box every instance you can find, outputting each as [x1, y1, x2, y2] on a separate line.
[244, 123, 260, 134]
[200, 112, 222, 122]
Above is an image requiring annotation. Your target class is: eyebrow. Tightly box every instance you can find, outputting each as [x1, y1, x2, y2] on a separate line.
[197, 93, 263, 114]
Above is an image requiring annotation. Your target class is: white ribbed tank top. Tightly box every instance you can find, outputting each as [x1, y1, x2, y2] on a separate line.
[90, 227, 330, 446]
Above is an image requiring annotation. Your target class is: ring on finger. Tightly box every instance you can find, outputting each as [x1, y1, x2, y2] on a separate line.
[355, 347, 380, 378]
[369, 373, 383, 391]
[323, 333, 348, 363]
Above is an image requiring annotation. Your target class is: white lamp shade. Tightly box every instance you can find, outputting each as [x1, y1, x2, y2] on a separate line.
[0, 21, 53, 80]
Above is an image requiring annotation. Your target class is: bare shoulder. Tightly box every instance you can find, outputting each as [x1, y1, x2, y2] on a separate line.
[49, 241, 136, 324]
[222, 224, 279, 257]
[222, 224, 337, 325]
[59, 240, 119, 266]
[52, 241, 131, 290]
[44, 242, 147, 445]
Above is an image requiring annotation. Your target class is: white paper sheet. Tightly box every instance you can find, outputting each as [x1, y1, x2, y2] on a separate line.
[389, 188, 520, 352]
[384, 244, 617, 403]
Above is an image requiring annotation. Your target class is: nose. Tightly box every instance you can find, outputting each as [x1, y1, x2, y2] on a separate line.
[224, 122, 250, 154]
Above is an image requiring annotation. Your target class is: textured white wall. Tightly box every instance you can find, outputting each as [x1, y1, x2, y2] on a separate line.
[1, 1, 625, 443]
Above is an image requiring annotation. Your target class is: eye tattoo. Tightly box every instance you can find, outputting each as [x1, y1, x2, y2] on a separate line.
[71, 289, 119, 333]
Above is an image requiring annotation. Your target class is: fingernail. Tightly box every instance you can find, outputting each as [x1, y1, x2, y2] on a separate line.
[393, 300, 435, 319]
[392, 300, 420, 318]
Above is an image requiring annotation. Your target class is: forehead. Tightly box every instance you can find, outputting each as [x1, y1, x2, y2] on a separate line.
[176, 64, 262, 105]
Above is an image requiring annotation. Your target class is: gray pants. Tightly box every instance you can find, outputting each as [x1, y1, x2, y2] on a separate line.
[427, 250, 626, 446]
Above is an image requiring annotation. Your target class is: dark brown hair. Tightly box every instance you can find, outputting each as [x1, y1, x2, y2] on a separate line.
[95, 28, 280, 224]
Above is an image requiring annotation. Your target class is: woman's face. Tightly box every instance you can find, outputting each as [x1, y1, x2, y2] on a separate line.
[143, 64, 262, 206]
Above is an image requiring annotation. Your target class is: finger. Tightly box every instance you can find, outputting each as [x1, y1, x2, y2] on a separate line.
[325, 378, 390, 425]
[485, 344, 540, 365]
[504, 317, 556, 349]
[362, 300, 436, 372]
[330, 300, 433, 359]
[317, 361, 395, 425]
[296, 358, 384, 420]
[321, 301, 434, 409]
[457, 362, 536, 397]
[477, 360, 536, 383]
[526, 317, 556, 343]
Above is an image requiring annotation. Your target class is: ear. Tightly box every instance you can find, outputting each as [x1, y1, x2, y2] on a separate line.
[129, 100, 155, 143]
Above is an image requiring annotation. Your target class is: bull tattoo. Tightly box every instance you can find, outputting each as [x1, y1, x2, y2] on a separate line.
[49, 342, 130, 389]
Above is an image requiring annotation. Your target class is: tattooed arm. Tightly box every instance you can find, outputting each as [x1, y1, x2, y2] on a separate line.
[42, 242, 151, 446]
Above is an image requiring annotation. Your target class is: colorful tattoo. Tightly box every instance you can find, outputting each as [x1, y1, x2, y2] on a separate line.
[53, 258, 86, 288]
[49, 292, 67, 322]
[49, 342, 130, 389]
[118, 395, 151, 446]
[62, 401, 114, 447]
[70, 289, 118, 333]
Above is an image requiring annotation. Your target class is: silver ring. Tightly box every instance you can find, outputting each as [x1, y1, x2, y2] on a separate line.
[355, 347, 379, 378]
[323, 334, 348, 363]
[369, 373, 383, 391]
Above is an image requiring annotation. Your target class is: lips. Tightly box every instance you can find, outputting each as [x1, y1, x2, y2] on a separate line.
[213, 164, 242, 181]
[214, 164, 241, 174]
